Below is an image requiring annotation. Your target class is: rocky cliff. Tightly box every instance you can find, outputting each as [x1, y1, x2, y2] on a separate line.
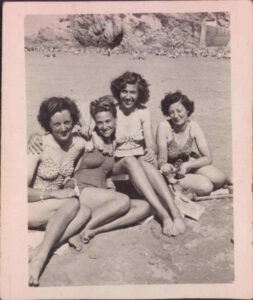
[25, 13, 230, 52]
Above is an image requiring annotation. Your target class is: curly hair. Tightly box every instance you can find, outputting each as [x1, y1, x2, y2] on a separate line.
[37, 97, 80, 132]
[110, 71, 150, 108]
[160, 91, 194, 117]
[90, 95, 117, 119]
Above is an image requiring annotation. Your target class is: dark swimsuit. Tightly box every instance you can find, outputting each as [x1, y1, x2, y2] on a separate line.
[167, 121, 200, 166]
[73, 149, 114, 192]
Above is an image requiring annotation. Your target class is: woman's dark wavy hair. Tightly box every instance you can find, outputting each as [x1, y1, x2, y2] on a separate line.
[90, 95, 117, 120]
[160, 91, 194, 117]
[37, 97, 80, 132]
[110, 71, 150, 108]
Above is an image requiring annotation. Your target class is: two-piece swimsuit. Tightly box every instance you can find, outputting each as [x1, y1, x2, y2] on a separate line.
[33, 146, 76, 191]
[114, 107, 147, 159]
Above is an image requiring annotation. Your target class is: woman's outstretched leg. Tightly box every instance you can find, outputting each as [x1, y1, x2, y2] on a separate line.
[138, 158, 186, 234]
[28, 198, 79, 286]
[113, 156, 180, 237]
[84, 200, 151, 239]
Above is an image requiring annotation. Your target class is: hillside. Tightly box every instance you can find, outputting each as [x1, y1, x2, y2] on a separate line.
[25, 13, 230, 53]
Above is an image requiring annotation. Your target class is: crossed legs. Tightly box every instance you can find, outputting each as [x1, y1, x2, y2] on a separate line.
[113, 156, 185, 236]
[75, 187, 150, 244]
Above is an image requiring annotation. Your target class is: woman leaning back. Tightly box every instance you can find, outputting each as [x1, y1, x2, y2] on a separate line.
[156, 91, 231, 196]
[81, 72, 186, 237]
[28, 97, 91, 286]
[69, 96, 151, 246]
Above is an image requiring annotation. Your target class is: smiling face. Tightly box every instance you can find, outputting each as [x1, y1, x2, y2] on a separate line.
[119, 84, 138, 111]
[94, 111, 116, 138]
[168, 101, 189, 127]
[49, 110, 73, 143]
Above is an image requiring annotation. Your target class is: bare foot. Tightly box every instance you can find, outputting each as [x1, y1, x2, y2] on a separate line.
[29, 255, 46, 286]
[174, 217, 186, 234]
[68, 234, 82, 251]
[162, 218, 179, 237]
[81, 229, 95, 244]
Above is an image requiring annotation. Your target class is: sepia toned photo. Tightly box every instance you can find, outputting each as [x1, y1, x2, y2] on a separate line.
[1, 1, 252, 299]
[25, 11, 233, 287]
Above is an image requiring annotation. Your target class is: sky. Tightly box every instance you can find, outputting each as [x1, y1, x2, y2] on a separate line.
[25, 15, 67, 36]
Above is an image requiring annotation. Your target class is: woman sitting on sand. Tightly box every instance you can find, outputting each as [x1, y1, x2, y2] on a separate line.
[29, 72, 185, 237]
[28, 96, 151, 253]
[156, 91, 230, 196]
[28, 97, 91, 286]
[80, 72, 186, 237]
[69, 95, 151, 247]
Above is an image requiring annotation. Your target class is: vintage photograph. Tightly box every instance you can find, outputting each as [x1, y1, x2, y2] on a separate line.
[25, 12, 234, 287]
[2, 0, 253, 299]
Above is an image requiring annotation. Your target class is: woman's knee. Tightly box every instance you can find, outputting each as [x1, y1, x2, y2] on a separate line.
[115, 193, 130, 214]
[197, 166, 227, 188]
[139, 201, 151, 215]
[80, 204, 91, 221]
[211, 172, 227, 188]
[198, 179, 214, 196]
[62, 198, 80, 219]
[123, 156, 139, 171]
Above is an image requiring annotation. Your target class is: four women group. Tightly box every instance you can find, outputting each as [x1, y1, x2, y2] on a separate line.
[28, 71, 230, 286]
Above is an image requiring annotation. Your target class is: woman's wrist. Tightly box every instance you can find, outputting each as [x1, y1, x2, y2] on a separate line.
[158, 159, 167, 169]
[41, 190, 53, 201]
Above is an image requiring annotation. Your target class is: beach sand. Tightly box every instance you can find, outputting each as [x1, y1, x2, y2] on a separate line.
[26, 53, 233, 286]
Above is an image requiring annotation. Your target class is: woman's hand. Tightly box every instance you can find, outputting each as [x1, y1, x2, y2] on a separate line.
[143, 148, 156, 164]
[73, 124, 93, 140]
[178, 162, 190, 176]
[160, 163, 176, 175]
[28, 133, 43, 155]
[51, 188, 78, 199]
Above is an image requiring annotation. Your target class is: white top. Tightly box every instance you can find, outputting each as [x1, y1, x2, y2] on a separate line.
[114, 106, 150, 157]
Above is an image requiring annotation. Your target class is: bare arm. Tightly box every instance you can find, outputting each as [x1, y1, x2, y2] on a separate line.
[188, 122, 212, 168]
[156, 121, 175, 174]
[142, 108, 157, 154]
[27, 153, 46, 202]
[156, 121, 169, 168]
[180, 122, 212, 174]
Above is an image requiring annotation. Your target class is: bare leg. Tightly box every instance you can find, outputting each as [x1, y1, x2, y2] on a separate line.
[138, 158, 186, 234]
[177, 173, 214, 196]
[75, 188, 130, 243]
[57, 205, 91, 251]
[113, 156, 179, 237]
[84, 200, 151, 239]
[195, 165, 229, 189]
[28, 198, 79, 286]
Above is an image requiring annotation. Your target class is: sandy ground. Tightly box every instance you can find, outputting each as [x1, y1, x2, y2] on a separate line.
[26, 52, 233, 286]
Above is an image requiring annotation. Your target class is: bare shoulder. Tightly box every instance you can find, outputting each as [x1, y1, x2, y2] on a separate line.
[73, 136, 86, 150]
[138, 106, 151, 121]
[158, 120, 170, 130]
[189, 120, 203, 135]
[42, 134, 52, 145]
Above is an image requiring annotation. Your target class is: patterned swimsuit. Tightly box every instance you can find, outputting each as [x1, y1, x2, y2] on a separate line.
[167, 121, 199, 165]
[33, 143, 76, 191]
